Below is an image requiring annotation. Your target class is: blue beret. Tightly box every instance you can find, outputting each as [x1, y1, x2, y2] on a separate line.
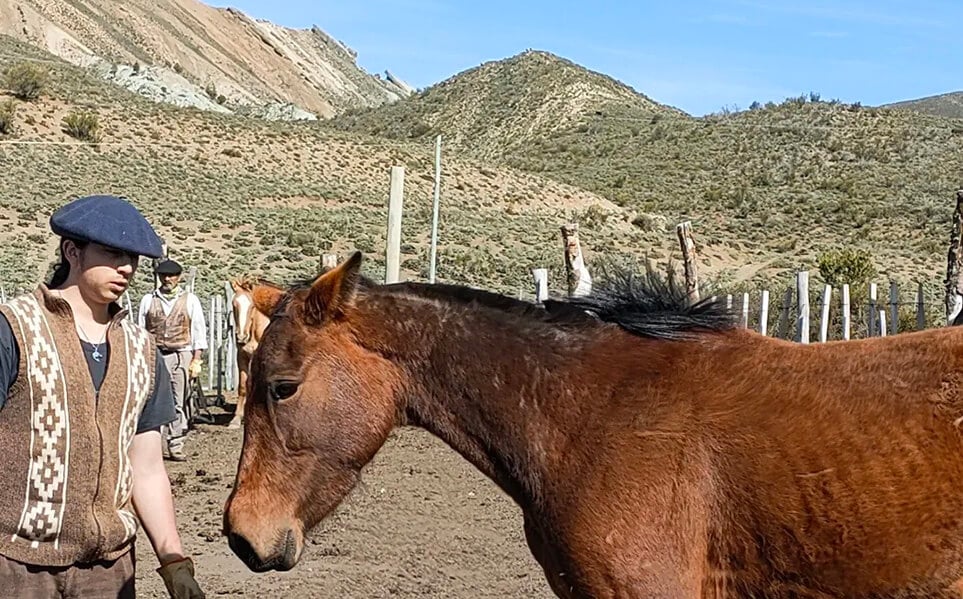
[49, 195, 165, 259]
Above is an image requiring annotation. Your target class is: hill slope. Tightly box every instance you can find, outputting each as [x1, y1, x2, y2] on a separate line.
[883, 91, 963, 119]
[0, 38, 658, 303]
[329, 50, 685, 162]
[329, 56, 963, 290]
[0, 0, 412, 118]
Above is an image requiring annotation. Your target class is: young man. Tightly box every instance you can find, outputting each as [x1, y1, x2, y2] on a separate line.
[138, 258, 208, 462]
[0, 194, 205, 598]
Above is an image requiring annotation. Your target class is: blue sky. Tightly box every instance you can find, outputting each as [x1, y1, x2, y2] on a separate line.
[209, 0, 959, 116]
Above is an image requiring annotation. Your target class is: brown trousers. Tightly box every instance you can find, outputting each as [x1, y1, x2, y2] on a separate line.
[0, 547, 135, 598]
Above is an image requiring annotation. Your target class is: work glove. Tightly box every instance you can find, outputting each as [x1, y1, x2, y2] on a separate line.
[188, 359, 202, 379]
[157, 556, 206, 599]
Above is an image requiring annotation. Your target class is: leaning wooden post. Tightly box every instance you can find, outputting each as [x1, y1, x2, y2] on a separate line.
[888, 281, 899, 335]
[945, 189, 963, 324]
[320, 253, 338, 271]
[532, 268, 549, 303]
[385, 165, 405, 284]
[796, 271, 810, 343]
[841, 284, 851, 340]
[676, 221, 700, 303]
[759, 289, 770, 335]
[561, 223, 592, 297]
[917, 282, 926, 330]
[428, 135, 442, 284]
[819, 284, 832, 343]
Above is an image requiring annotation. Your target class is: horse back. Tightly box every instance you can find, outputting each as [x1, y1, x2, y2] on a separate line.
[690, 327, 963, 596]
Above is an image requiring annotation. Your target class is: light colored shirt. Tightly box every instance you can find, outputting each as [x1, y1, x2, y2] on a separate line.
[137, 288, 209, 352]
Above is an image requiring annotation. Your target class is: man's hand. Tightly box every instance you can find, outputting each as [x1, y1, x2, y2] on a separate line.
[157, 556, 206, 599]
[188, 359, 202, 379]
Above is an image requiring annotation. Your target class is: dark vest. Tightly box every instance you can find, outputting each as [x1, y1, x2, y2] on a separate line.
[144, 292, 192, 351]
[0, 286, 156, 566]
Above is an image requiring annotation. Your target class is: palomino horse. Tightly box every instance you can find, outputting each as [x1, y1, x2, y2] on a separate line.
[228, 275, 273, 429]
[223, 252, 963, 598]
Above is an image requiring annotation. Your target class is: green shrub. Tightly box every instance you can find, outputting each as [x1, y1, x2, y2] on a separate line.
[62, 110, 101, 142]
[4, 63, 48, 100]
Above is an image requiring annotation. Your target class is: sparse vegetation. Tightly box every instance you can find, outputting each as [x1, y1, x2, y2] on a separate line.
[62, 110, 102, 142]
[3, 61, 48, 100]
[0, 99, 15, 135]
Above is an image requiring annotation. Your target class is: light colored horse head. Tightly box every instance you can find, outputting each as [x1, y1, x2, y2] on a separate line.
[228, 274, 275, 428]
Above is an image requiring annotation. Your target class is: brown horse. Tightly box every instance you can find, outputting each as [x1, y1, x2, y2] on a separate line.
[223, 252, 963, 598]
[228, 275, 273, 429]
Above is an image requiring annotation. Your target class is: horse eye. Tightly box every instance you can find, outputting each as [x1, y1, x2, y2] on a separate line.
[269, 381, 299, 401]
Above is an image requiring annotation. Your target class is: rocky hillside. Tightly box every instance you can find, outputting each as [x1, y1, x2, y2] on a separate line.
[0, 0, 413, 119]
[883, 91, 963, 119]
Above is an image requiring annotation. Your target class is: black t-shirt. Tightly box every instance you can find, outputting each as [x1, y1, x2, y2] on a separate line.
[0, 312, 176, 434]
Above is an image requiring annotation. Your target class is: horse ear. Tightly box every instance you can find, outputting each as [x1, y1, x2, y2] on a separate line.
[252, 285, 285, 316]
[303, 251, 363, 325]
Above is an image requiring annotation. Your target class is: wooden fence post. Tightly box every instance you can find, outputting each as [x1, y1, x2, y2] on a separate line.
[429, 135, 442, 284]
[796, 271, 810, 343]
[867, 283, 878, 336]
[386, 165, 405, 284]
[841, 284, 851, 340]
[740, 292, 749, 328]
[560, 223, 592, 297]
[759, 289, 770, 335]
[945, 189, 963, 324]
[321, 253, 338, 271]
[917, 282, 926, 330]
[532, 268, 549, 303]
[676, 221, 700, 303]
[776, 287, 793, 339]
[889, 281, 899, 335]
[819, 284, 832, 343]
[207, 296, 216, 391]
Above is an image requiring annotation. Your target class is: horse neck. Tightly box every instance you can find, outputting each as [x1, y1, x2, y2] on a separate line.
[362, 294, 602, 512]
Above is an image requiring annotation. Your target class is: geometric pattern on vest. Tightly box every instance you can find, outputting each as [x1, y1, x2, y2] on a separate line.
[4, 294, 70, 549]
[114, 319, 152, 538]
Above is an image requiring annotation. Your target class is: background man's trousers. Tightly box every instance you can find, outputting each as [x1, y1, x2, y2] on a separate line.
[161, 349, 193, 459]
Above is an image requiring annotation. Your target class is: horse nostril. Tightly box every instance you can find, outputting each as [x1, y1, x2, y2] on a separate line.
[228, 532, 260, 570]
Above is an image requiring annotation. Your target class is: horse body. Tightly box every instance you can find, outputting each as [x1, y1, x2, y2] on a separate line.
[222, 253, 963, 598]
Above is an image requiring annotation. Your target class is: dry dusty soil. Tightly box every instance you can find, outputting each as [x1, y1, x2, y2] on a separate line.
[134, 399, 555, 598]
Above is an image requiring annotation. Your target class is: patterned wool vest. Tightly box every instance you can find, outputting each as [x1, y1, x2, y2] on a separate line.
[144, 292, 191, 351]
[0, 286, 156, 566]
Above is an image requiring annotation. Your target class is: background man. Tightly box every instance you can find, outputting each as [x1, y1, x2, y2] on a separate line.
[138, 258, 208, 462]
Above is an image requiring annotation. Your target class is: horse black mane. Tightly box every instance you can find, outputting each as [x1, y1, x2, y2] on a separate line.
[279, 261, 739, 341]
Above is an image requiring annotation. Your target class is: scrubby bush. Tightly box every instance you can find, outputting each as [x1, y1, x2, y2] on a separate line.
[4, 62, 48, 100]
[62, 110, 101, 142]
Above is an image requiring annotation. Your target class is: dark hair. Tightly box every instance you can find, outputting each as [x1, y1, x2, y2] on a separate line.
[47, 237, 89, 289]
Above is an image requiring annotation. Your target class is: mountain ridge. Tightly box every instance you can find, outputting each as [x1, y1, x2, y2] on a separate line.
[0, 0, 414, 119]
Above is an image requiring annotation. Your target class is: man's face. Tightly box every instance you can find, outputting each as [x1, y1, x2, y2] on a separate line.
[160, 273, 181, 292]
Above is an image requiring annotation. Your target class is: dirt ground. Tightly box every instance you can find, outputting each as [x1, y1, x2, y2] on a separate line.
[134, 399, 555, 598]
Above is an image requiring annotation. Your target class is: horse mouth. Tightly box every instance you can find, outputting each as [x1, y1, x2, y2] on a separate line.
[228, 529, 300, 573]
